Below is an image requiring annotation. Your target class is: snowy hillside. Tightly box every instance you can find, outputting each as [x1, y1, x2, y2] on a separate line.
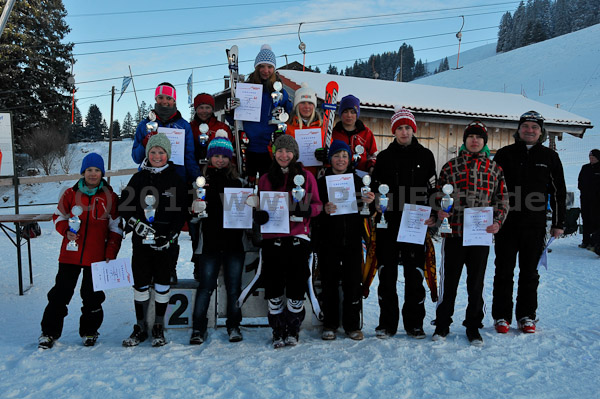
[424, 42, 497, 75]
[1, 27, 600, 399]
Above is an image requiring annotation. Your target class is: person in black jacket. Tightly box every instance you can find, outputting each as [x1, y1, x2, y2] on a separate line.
[316, 140, 375, 341]
[190, 134, 245, 345]
[492, 111, 566, 335]
[577, 149, 600, 249]
[119, 133, 189, 347]
[372, 108, 437, 339]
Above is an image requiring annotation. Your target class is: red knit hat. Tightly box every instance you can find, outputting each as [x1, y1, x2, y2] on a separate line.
[391, 107, 417, 134]
[194, 93, 215, 110]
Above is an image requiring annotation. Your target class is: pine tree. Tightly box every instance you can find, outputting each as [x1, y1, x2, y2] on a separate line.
[497, 12, 514, 52]
[0, 0, 74, 149]
[101, 119, 109, 140]
[84, 104, 103, 141]
[552, 0, 573, 36]
[413, 60, 427, 79]
[326, 65, 339, 75]
[111, 120, 121, 139]
[68, 104, 85, 142]
[122, 112, 135, 138]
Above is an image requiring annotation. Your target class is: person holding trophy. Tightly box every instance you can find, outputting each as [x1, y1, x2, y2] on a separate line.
[190, 93, 234, 165]
[331, 94, 378, 175]
[227, 44, 293, 178]
[39, 153, 122, 349]
[190, 134, 246, 345]
[119, 134, 188, 347]
[432, 121, 508, 345]
[255, 134, 322, 348]
[315, 140, 375, 341]
[372, 107, 437, 340]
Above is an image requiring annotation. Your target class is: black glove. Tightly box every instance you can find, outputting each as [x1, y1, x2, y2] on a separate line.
[151, 232, 179, 251]
[128, 217, 155, 237]
[254, 209, 270, 225]
[314, 147, 328, 163]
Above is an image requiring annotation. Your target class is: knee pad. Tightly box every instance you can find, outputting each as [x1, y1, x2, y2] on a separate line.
[268, 296, 284, 314]
[287, 298, 304, 313]
[133, 286, 150, 302]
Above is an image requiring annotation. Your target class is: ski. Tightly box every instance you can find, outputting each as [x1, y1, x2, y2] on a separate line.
[226, 45, 244, 176]
[321, 80, 339, 149]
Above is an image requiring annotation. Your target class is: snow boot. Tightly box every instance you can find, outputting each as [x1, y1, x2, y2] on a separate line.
[432, 326, 449, 341]
[518, 317, 536, 334]
[466, 327, 483, 346]
[284, 307, 305, 346]
[82, 332, 99, 347]
[268, 312, 286, 349]
[38, 334, 55, 349]
[189, 330, 207, 345]
[228, 327, 243, 343]
[494, 319, 510, 334]
[406, 327, 426, 339]
[122, 324, 148, 347]
[151, 323, 167, 347]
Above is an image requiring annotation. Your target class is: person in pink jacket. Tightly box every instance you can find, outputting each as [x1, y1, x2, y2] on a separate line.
[256, 134, 322, 348]
[38, 153, 122, 349]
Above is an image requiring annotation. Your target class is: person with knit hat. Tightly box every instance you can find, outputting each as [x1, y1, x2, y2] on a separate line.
[285, 82, 323, 177]
[190, 92, 234, 165]
[577, 149, 600, 249]
[372, 107, 437, 340]
[250, 134, 322, 348]
[491, 110, 566, 335]
[331, 94, 378, 174]
[132, 82, 200, 183]
[38, 153, 123, 349]
[120, 133, 189, 348]
[314, 139, 375, 341]
[230, 44, 292, 178]
[189, 132, 246, 344]
[432, 120, 509, 346]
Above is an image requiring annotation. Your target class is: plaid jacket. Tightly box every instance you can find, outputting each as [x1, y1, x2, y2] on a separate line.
[437, 150, 509, 237]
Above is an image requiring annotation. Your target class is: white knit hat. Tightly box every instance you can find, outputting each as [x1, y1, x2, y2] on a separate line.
[293, 82, 317, 108]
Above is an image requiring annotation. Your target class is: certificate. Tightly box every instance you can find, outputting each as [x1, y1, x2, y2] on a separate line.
[234, 83, 263, 122]
[396, 204, 431, 244]
[260, 191, 290, 234]
[157, 127, 185, 165]
[325, 173, 357, 215]
[295, 128, 323, 167]
[91, 258, 134, 292]
[223, 187, 254, 229]
[463, 207, 493, 246]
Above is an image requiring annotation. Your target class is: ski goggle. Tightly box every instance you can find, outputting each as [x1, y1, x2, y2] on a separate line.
[519, 110, 544, 126]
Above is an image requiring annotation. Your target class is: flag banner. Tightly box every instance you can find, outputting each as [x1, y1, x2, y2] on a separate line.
[117, 76, 132, 102]
[187, 72, 193, 105]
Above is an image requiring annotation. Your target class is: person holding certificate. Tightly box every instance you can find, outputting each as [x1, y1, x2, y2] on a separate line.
[119, 134, 189, 348]
[190, 135, 245, 345]
[372, 107, 437, 340]
[433, 121, 508, 346]
[285, 82, 323, 177]
[315, 140, 375, 341]
[257, 134, 322, 348]
[39, 153, 123, 349]
[331, 94, 378, 174]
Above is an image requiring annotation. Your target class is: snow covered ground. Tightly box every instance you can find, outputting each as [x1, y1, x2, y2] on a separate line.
[1, 25, 600, 399]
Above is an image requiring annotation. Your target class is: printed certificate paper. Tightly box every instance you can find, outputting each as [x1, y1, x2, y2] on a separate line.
[91, 258, 134, 292]
[325, 173, 357, 215]
[260, 191, 290, 234]
[223, 187, 253, 229]
[234, 83, 263, 122]
[295, 128, 323, 167]
[463, 207, 494, 246]
[396, 204, 431, 244]
[157, 127, 185, 165]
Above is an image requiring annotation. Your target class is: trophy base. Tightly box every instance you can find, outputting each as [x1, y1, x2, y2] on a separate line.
[376, 222, 388, 229]
[439, 228, 452, 234]
[290, 216, 303, 222]
[142, 239, 156, 245]
[66, 244, 78, 251]
[360, 209, 371, 216]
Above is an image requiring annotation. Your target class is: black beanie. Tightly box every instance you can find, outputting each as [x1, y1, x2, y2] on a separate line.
[590, 149, 600, 160]
[463, 120, 488, 145]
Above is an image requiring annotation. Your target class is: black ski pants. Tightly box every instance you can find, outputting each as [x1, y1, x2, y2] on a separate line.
[435, 237, 489, 330]
[41, 263, 105, 338]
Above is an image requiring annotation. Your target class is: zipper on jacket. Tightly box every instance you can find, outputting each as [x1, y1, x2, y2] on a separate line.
[79, 195, 92, 264]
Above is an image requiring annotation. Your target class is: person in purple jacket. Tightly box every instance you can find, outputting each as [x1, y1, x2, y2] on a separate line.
[256, 134, 322, 348]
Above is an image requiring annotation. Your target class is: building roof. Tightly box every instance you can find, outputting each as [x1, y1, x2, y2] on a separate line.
[277, 70, 592, 130]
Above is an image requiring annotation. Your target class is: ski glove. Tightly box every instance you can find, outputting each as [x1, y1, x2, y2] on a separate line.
[150, 232, 179, 251]
[127, 217, 156, 237]
[254, 210, 270, 225]
[314, 147, 328, 163]
[225, 97, 241, 111]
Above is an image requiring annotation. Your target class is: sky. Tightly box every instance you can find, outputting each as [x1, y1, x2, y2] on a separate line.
[61, 0, 518, 125]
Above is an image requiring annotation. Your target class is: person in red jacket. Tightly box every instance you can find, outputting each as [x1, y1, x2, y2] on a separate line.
[189, 93, 234, 165]
[38, 153, 123, 349]
[331, 94, 378, 175]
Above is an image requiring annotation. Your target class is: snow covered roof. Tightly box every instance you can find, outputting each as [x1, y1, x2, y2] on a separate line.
[277, 70, 592, 129]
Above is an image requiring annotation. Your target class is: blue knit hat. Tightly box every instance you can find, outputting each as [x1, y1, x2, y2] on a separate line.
[80, 153, 105, 176]
[254, 44, 276, 68]
[339, 94, 360, 117]
[328, 140, 351, 163]
[207, 131, 234, 159]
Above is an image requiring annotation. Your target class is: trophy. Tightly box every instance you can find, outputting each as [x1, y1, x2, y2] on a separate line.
[142, 195, 157, 244]
[360, 175, 372, 215]
[66, 205, 83, 251]
[377, 184, 390, 228]
[245, 172, 260, 209]
[353, 145, 364, 166]
[191, 176, 208, 221]
[290, 174, 306, 222]
[198, 124, 210, 164]
[146, 111, 158, 134]
[439, 184, 454, 234]
[269, 81, 289, 125]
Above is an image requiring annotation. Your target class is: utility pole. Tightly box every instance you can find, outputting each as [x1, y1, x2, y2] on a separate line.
[0, 0, 17, 40]
[108, 86, 115, 184]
